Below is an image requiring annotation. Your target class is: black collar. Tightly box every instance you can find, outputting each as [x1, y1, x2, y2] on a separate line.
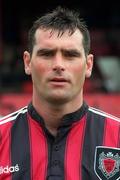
[28, 101, 88, 128]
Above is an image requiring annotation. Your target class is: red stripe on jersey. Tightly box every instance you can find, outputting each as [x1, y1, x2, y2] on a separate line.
[28, 114, 48, 180]
[103, 117, 120, 147]
[118, 128, 120, 148]
[0, 122, 12, 180]
[65, 116, 86, 180]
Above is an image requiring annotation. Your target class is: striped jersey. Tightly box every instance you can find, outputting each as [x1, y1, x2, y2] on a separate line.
[0, 102, 120, 180]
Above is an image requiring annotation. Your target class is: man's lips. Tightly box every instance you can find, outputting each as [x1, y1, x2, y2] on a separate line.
[50, 77, 68, 82]
[48, 77, 70, 86]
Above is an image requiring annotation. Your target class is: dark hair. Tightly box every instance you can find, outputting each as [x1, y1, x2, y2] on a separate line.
[28, 6, 90, 55]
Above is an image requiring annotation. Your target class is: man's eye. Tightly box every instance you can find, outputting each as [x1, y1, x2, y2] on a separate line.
[37, 51, 54, 58]
[63, 51, 81, 58]
[65, 54, 76, 58]
[43, 52, 53, 57]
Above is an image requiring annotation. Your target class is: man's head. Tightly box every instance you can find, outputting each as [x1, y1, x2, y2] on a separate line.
[23, 6, 93, 108]
[28, 6, 90, 56]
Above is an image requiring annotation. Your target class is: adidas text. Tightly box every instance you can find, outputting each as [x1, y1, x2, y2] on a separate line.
[0, 164, 19, 174]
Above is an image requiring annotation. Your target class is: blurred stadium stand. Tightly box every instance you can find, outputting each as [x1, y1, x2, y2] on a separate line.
[0, 0, 120, 117]
[0, 93, 119, 117]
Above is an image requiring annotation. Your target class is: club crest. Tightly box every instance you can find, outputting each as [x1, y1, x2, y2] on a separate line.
[94, 146, 120, 180]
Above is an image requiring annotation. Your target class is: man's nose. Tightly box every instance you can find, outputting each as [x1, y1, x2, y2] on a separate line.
[52, 54, 65, 72]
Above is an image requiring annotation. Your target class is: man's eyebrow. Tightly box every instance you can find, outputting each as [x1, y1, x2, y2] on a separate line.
[36, 48, 57, 55]
[62, 49, 81, 57]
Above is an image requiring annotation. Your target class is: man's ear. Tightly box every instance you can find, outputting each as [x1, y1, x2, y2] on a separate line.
[85, 54, 94, 78]
[23, 51, 31, 75]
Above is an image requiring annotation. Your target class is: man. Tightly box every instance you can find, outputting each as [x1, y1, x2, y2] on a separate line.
[0, 6, 120, 180]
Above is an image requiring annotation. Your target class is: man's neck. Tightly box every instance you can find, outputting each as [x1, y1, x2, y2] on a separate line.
[32, 94, 83, 136]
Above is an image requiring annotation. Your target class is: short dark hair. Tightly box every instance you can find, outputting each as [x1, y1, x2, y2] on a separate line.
[28, 6, 90, 55]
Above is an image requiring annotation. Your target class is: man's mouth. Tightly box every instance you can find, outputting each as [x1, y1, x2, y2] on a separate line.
[51, 78, 68, 82]
[49, 77, 69, 86]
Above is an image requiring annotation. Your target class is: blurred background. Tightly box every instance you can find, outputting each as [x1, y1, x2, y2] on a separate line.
[0, 0, 120, 117]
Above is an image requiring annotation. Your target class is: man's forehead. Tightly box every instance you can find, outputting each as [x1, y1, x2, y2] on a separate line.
[33, 28, 84, 52]
[35, 28, 83, 39]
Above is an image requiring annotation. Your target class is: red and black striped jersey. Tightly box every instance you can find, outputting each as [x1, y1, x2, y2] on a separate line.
[0, 102, 120, 180]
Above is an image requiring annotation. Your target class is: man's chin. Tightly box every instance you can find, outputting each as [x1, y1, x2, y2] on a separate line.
[46, 95, 70, 105]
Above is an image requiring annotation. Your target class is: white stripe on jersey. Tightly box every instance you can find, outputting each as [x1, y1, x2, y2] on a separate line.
[88, 106, 120, 122]
[0, 106, 27, 125]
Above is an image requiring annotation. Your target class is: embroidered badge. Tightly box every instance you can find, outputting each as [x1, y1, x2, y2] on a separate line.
[94, 146, 120, 180]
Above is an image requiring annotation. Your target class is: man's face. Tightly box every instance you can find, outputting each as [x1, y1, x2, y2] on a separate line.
[24, 29, 93, 105]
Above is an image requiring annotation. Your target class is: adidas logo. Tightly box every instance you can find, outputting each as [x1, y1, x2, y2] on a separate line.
[0, 164, 19, 174]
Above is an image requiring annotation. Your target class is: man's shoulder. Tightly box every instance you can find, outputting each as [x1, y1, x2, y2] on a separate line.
[88, 106, 120, 122]
[0, 106, 28, 126]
